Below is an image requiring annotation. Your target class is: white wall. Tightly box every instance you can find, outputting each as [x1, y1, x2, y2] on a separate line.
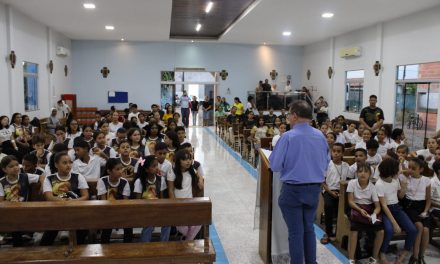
[0, 3, 72, 119]
[302, 5, 440, 126]
[71, 41, 303, 110]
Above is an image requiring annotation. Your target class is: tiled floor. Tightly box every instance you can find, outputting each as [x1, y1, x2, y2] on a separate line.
[188, 127, 343, 264]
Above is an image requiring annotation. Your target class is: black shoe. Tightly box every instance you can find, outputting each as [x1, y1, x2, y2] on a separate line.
[418, 255, 426, 264]
[408, 255, 418, 264]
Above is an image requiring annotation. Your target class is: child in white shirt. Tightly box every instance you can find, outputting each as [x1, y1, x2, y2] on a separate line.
[72, 139, 106, 182]
[399, 157, 431, 263]
[376, 129, 392, 157]
[333, 123, 346, 145]
[411, 137, 438, 162]
[376, 158, 417, 264]
[431, 160, 440, 218]
[320, 143, 350, 244]
[346, 163, 383, 264]
[343, 122, 358, 145]
[355, 128, 372, 150]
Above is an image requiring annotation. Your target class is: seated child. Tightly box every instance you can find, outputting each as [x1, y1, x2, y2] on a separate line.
[72, 139, 106, 181]
[355, 128, 372, 150]
[0, 155, 43, 246]
[176, 126, 189, 145]
[376, 158, 417, 264]
[431, 160, 440, 218]
[326, 132, 337, 149]
[81, 124, 95, 149]
[390, 128, 405, 150]
[399, 157, 431, 263]
[118, 140, 138, 179]
[155, 142, 172, 198]
[110, 128, 127, 151]
[134, 155, 170, 242]
[376, 128, 393, 157]
[167, 150, 204, 240]
[333, 123, 346, 144]
[366, 139, 382, 182]
[272, 123, 287, 148]
[348, 148, 368, 179]
[21, 153, 45, 176]
[40, 152, 89, 246]
[48, 125, 72, 151]
[411, 137, 438, 162]
[343, 122, 358, 145]
[320, 143, 350, 245]
[127, 128, 150, 157]
[91, 131, 117, 159]
[30, 134, 51, 168]
[98, 158, 132, 243]
[396, 145, 410, 176]
[347, 162, 383, 264]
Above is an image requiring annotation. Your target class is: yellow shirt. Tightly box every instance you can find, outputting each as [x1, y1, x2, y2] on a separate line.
[162, 113, 173, 122]
[234, 102, 244, 115]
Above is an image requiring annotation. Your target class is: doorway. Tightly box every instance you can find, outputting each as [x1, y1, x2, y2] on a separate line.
[394, 80, 440, 149]
[160, 71, 219, 127]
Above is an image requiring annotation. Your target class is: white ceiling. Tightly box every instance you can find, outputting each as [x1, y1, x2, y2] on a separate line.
[1, 0, 440, 46]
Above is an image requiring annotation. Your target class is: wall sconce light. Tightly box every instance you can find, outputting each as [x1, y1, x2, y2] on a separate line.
[270, 69, 278, 80]
[220, 69, 228, 80]
[64, 65, 68, 77]
[373, 61, 381, 76]
[328, 66, 334, 79]
[307, 69, 311, 80]
[48, 60, 54, 74]
[9, 50, 16, 69]
[101, 67, 110, 78]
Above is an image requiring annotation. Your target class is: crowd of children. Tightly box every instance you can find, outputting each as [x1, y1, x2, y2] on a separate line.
[0, 103, 205, 246]
[318, 114, 440, 264]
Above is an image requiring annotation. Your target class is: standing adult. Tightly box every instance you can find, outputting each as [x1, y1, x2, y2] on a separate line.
[262, 79, 272, 109]
[55, 100, 70, 120]
[191, 96, 200, 126]
[180, 91, 190, 128]
[269, 101, 329, 264]
[202, 96, 213, 126]
[359, 94, 384, 134]
[314, 96, 329, 126]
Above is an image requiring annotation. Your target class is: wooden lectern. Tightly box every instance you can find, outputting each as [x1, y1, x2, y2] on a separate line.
[258, 149, 273, 264]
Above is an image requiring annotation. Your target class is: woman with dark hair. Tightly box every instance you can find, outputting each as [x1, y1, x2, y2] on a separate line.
[233, 97, 244, 116]
[0, 116, 19, 157]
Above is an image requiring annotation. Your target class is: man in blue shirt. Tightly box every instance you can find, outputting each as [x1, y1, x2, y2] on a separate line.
[270, 101, 329, 264]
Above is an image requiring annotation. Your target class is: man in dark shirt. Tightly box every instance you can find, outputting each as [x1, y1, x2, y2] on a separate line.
[359, 94, 384, 134]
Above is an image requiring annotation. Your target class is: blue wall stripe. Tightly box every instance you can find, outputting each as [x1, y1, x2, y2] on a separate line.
[205, 127, 348, 263]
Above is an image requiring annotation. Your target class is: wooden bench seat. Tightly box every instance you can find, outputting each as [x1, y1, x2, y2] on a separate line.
[0, 240, 215, 264]
[0, 198, 215, 264]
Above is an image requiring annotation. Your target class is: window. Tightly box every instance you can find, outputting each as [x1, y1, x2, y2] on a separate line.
[23, 62, 39, 111]
[345, 70, 364, 113]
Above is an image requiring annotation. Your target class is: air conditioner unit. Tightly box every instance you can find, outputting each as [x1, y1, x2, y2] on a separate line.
[339, 47, 361, 58]
[56, 46, 70, 57]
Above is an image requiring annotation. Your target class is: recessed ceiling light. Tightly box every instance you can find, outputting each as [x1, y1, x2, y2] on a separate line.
[282, 31, 291, 36]
[105, 25, 115, 30]
[205, 2, 214, 13]
[83, 3, 96, 9]
[121, 38, 125, 41]
[322, 12, 334, 18]
[263, 42, 266, 45]
[196, 23, 202, 32]
[191, 40, 194, 43]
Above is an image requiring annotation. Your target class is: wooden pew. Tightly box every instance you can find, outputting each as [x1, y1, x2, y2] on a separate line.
[0, 198, 216, 264]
